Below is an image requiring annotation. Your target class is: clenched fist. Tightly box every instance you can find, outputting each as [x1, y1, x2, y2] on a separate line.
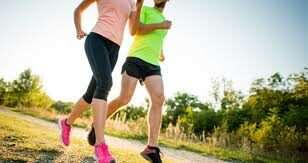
[160, 20, 172, 30]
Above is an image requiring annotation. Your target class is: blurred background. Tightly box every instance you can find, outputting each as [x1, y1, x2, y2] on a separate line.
[0, 0, 306, 104]
[0, 0, 307, 162]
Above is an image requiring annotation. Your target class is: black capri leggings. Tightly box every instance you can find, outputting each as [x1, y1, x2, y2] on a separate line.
[82, 32, 120, 103]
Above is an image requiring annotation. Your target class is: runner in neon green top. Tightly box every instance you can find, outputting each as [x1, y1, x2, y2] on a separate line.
[119, 2, 172, 161]
[128, 5, 168, 66]
[87, 0, 172, 162]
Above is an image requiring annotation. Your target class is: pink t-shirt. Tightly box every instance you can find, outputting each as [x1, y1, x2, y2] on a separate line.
[92, 0, 136, 46]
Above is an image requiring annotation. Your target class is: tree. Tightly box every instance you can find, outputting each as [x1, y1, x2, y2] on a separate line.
[244, 73, 288, 124]
[210, 77, 244, 111]
[165, 93, 198, 125]
[192, 108, 223, 135]
[282, 68, 308, 131]
[0, 78, 8, 104]
[222, 107, 253, 132]
[163, 92, 209, 131]
[2, 69, 52, 108]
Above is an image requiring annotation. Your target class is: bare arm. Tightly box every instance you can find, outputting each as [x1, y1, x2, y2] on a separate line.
[136, 21, 171, 35]
[129, 11, 172, 36]
[74, 0, 95, 39]
[129, 0, 143, 36]
[129, 0, 172, 36]
[129, 12, 163, 35]
[130, 16, 172, 36]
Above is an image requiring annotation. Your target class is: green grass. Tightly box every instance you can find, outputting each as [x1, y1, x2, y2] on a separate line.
[4, 106, 304, 163]
[88, 122, 304, 163]
[100, 130, 282, 163]
[0, 113, 175, 162]
[158, 138, 286, 163]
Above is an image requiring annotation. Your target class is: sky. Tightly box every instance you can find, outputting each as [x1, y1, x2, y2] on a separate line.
[0, 0, 307, 105]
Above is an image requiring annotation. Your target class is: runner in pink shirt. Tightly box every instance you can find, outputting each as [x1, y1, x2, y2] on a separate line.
[91, 0, 137, 45]
[58, 0, 144, 162]
[58, 0, 171, 162]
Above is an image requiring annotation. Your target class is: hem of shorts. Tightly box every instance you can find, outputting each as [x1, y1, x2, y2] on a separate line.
[121, 69, 140, 80]
[126, 56, 160, 67]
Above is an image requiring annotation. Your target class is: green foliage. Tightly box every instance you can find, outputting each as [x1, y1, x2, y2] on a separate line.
[165, 68, 308, 160]
[82, 108, 93, 118]
[221, 107, 253, 132]
[0, 69, 52, 108]
[1, 68, 307, 161]
[192, 109, 222, 135]
[210, 78, 244, 110]
[0, 78, 8, 104]
[163, 92, 209, 130]
[283, 69, 308, 131]
[51, 100, 74, 114]
[245, 69, 308, 132]
[113, 105, 147, 121]
[253, 114, 299, 152]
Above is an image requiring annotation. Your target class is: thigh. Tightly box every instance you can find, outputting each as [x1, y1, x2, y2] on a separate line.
[84, 34, 112, 82]
[144, 75, 164, 99]
[119, 71, 139, 98]
[85, 76, 96, 95]
[108, 45, 120, 72]
[82, 76, 96, 104]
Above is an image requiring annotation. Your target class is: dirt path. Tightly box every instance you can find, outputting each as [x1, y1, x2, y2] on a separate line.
[0, 107, 228, 163]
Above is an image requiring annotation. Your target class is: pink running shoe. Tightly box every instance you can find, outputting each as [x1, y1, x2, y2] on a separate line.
[58, 118, 71, 146]
[93, 143, 115, 163]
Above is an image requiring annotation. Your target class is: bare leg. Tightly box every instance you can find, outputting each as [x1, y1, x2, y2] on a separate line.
[144, 75, 165, 147]
[66, 71, 137, 127]
[92, 98, 108, 145]
[93, 72, 137, 144]
[66, 97, 90, 125]
[106, 72, 138, 118]
[87, 72, 139, 146]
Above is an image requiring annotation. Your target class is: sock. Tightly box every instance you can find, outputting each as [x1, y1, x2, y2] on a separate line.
[148, 145, 159, 150]
[65, 119, 71, 126]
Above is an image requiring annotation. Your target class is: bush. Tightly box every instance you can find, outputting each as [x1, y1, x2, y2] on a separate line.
[51, 101, 74, 114]
[221, 108, 251, 132]
[192, 109, 222, 136]
[253, 114, 303, 153]
[113, 105, 147, 121]
[81, 108, 92, 118]
[237, 122, 257, 152]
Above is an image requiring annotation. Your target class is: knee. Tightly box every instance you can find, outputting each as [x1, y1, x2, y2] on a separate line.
[83, 94, 92, 104]
[97, 77, 113, 91]
[103, 78, 113, 91]
[152, 93, 165, 106]
[94, 77, 113, 100]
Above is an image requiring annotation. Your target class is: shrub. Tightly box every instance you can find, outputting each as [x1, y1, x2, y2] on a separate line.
[51, 100, 74, 114]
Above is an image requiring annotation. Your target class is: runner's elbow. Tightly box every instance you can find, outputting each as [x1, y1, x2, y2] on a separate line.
[74, 8, 81, 16]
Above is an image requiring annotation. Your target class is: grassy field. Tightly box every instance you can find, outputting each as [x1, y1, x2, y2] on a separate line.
[0, 113, 175, 163]
[104, 129, 285, 163]
[4, 106, 303, 162]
